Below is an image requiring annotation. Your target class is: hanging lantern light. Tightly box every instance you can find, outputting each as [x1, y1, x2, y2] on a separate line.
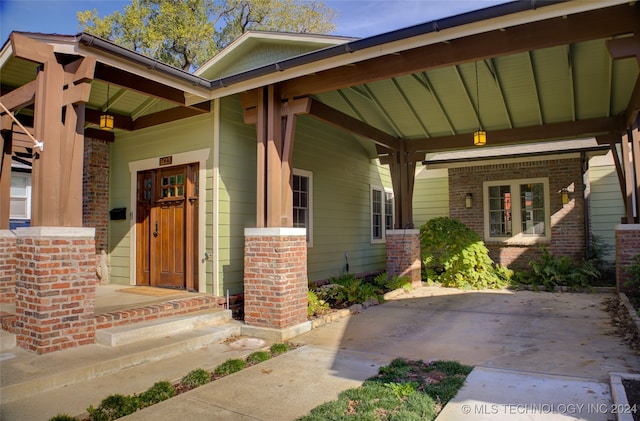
[473, 61, 486, 146]
[100, 84, 114, 130]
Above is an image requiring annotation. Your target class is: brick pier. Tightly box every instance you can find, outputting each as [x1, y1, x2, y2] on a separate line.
[14, 227, 97, 354]
[616, 224, 640, 293]
[243, 228, 308, 332]
[386, 229, 421, 287]
[0, 230, 17, 303]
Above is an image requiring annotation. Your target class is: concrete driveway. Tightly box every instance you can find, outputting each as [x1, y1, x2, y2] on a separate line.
[294, 286, 640, 381]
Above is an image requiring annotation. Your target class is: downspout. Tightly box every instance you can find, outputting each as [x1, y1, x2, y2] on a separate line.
[582, 151, 591, 260]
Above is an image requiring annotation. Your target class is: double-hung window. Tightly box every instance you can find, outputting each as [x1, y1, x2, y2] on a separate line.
[10, 173, 31, 220]
[484, 177, 549, 243]
[371, 185, 394, 243]
[293, 169, 313, 246]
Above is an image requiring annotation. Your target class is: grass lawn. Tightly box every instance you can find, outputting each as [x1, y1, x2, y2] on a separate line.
[299, 358, 472, 420]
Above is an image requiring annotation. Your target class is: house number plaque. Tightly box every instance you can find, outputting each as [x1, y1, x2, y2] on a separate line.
[159, 156, 173, 166]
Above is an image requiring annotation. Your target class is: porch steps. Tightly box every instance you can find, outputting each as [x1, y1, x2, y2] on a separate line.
[96, 309, 233, 346]
[0, 318, 243, 404]
[0, 329, 16, 351]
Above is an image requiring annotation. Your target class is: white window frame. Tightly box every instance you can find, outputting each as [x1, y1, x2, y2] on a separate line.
[483, 177, 550, 244]
[293, 168, 313, 247]
[371, 185, 394, 244]
[10, 172, 32, 220]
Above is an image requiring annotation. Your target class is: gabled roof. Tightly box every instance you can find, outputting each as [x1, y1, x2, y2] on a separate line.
[194, 31, 355, 80]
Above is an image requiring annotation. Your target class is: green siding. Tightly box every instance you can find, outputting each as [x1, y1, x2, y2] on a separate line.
[589, 153, 624, 262]
[217, 96, 391, 292]
[413, 168, 449, 227]
[108, 112, 214, 288]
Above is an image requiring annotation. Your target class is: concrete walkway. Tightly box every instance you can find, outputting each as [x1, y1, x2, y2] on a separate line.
[1, 287, 638, 420]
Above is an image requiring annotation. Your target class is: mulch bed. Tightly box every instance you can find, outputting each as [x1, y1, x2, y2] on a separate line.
[622, 379, 640, 421]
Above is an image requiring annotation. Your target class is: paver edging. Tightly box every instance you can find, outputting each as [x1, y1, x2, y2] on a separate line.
[609, 372, 640, 421]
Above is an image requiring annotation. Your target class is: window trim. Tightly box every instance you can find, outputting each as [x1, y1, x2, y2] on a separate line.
[371, 185, 394, 244]
[10, 172, 32, 220]
[293, 168, 313, 247]
[482, 177, 550, 244]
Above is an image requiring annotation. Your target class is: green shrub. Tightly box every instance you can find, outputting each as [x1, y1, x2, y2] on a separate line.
[526, 247, 599, 290]
[307, 289, 329, 317]
[214, 358, 246, 376]
[181, 368, 211, 389]
[374, 272, 412, 292]
[87, 394, 140, 421]
[139, 381, 175, 406]
[420, 217, 508, 289]
[270, 342, 290, 355]
[246, 351, 271, 364]
[625, 254, 640, 290]
[48, 415, 77, 421]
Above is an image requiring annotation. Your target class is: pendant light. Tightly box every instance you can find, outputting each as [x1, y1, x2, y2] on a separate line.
[473, 61, 486, 146]
[100, 84, 114, 130]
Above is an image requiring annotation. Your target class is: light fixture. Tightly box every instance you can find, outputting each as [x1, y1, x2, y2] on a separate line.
[465, 193, 473, 208]
[561, 188, 569, 205]
[473, 61, 486, 146]
[100, 84, 114, 130]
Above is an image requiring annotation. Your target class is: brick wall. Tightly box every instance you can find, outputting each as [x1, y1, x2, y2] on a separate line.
[14, 227, 96, 354]
[244, 228, 308, 329]
[616, 225, 640, 293]
[386, 230, 421, 287]
[83, 137, 110, 253]
[449, 158, 586, 269]
[0, 230, 17, 303]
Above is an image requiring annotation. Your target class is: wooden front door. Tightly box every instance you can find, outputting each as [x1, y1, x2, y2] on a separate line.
[136, 163, 199, 290]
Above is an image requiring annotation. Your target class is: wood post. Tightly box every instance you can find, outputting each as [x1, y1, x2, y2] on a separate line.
[388, 142, 416, 229]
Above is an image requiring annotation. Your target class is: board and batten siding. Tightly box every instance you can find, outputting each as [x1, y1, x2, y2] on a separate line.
[217, 96, 392, 293]
[589, 152, 624, 262]
[412, 167, 449, 227]
[108, 111, 215, 289]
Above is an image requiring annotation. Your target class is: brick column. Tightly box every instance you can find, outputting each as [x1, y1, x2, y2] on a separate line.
[15, 227, 96, 354]
[386, 229, 421, 287]
[616, 224, 640, 293]
[0, 230, 17, 304]
[83, 137, 110, 253]
[244, 228, 308, 331]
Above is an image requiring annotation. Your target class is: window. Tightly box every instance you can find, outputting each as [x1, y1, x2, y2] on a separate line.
[371, 185, 394, 243]
[10, 173, 31, 220]
[484, 177, 549, 243]
[293, 169, 313, 246]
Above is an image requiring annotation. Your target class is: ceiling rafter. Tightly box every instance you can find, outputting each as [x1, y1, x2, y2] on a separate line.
[101, 86, 127, 112]
[526, 51, 544, 125]
[453, 64, 481, 129]
[361, 84, 404, 137]
[411, 72, 456, 135]
[336, 90, 366, 121]
[567, 44, 576, 121]
[486, 58, 513, 128]
[131, 97, 161, 120]
[390, 78, 430, 138]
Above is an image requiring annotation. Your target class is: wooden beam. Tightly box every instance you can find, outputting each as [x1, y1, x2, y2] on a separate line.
[307, 99, 400, 151]
[243, 97, 311, 124]
[0, 131, 11, 229]
[609, 141, 627, 204]
[278, 3, 640, 100]
[85, 108, 134, 131]
[59, 103, 85, 226]
[63, 56, 97, 85]
[406, 117, 622, 153]
[84, 127, 115, 142]
[256, 87, 267, 227]
[632, 128, 640, 223]
[621, 131, 635, 223]
[607, 35, 640, 61]
[0, 80, 36, 111]
[10, 33, 54, 64]
[133, 106, 205, 130]
[625, 76, 640, 130]
[266, 85, 283, 227]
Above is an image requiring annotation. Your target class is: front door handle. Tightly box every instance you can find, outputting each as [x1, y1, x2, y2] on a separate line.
[153, 221, 158, 237]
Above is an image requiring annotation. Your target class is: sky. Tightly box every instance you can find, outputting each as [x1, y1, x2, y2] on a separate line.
[0, 0, 509, 45]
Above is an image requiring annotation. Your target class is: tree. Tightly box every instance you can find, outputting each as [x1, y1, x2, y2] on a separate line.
[77, 0, 336, 71]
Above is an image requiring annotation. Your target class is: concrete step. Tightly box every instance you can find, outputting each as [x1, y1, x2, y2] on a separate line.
[1, 320, 242, 404]
[96, 309, 232, 346]
[0, 329, 16, 351]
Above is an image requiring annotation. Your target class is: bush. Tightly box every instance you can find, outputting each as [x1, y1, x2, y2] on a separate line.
[420, 217, 508, 289]
[270, 342, 290, 355]
[214, 359, 246, 376]
[246, 351, 271, 364]
[374, 272, 412, 292]
[625, 254, 640, 291]
[138, 381, 175, 406]
[87, 394, 140, 421]
[521, 247, 599, 290]
[307, 289, 329, 317]
[181, 368, 211, 389]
